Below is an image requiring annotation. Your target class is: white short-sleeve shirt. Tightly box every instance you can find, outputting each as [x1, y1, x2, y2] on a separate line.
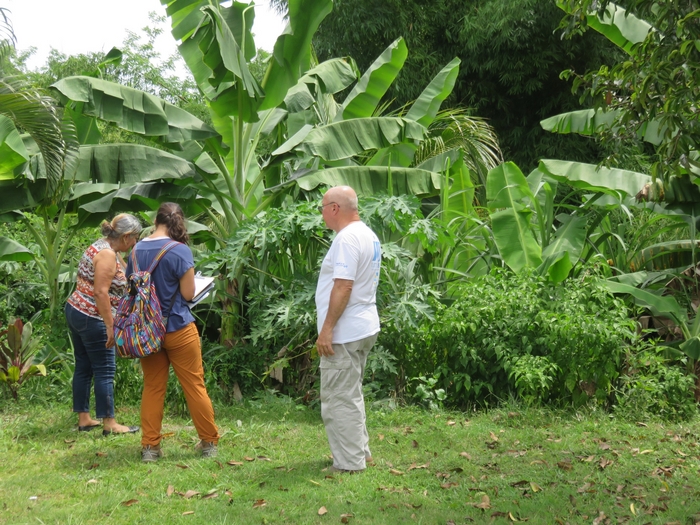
[315, 221, 381, 344]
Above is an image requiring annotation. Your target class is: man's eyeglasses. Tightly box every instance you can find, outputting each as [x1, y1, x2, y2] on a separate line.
[317, 202, 339, 213]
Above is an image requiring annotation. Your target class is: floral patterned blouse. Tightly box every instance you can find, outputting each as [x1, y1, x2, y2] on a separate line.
[66, 238, 127, 319]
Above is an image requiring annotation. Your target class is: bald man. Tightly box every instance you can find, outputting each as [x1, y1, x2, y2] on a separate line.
[315, 186, 382, 473]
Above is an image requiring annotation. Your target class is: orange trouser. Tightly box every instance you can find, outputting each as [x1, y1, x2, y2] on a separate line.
[140, 323, 219, 447]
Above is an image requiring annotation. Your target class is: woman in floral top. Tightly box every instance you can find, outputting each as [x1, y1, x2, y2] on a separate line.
[65, 214, 142, 435]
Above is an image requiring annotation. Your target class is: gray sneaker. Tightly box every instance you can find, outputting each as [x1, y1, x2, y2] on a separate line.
[196, 440, 218, 458]
[141, 445, 163, 463]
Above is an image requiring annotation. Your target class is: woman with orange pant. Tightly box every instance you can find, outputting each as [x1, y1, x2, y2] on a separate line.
[127, 202, 219, 462]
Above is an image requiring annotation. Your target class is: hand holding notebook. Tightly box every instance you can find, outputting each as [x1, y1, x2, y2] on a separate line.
[187, 272, 216, 307]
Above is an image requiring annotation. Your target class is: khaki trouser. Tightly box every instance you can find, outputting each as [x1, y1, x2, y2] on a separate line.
[140, 323, 219, 447]
[320, 333, 378, 471]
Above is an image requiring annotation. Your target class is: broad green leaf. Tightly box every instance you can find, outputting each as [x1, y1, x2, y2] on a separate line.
[486, 162, 536, 210]
[297, 117, 426, 161]
[542, 215, 587, 262]
[77, 181, 199, 226]
[629, 240, 700, 272]
[268, 165, 442, 198]
[538, 159, 651, 198]
[0, 236, 33, 262]
[680, 337, 700, 360]
[51, 76, 217, 142]
[261, 0, 334, 111]
[541, 109, 664, 146]
[284, 57, 358, 113]
[544, 251, 572, 283]
[441, 152, 475, 223]
[557, 1, 653, 54]
[339, 38, 408, 121]
[74, 144, 197, 184]
[491, 207, 543, 272]
[605, 281, 688, 326]
[406, 58, 460, 127]
[0, 115, 29, 178]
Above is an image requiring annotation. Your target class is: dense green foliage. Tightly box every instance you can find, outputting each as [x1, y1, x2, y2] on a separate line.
[406, 268, 638, 407]
[307, 0, 621, 170]
[559, 0, 700, 186]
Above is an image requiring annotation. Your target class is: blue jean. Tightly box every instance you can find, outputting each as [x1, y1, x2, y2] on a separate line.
[65, 303, 116, 419]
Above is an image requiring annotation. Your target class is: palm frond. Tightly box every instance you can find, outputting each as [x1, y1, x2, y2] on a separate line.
[0, 76, 74, 202]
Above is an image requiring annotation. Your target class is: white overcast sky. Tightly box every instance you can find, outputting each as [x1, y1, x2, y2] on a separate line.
[7, 0, 286, 71]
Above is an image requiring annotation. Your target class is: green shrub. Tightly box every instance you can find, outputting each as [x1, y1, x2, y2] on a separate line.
[410, 267, 638, 407]
[614, 342, 697, 422]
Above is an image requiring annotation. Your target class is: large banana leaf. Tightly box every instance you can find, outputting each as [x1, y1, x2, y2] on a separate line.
[284, 58, 358, 113]
[556, 1, 652, 54]
[74, 144, 197, 184]
[538, 159, 651, 198]
[51, 76, 217, 142]
[261, 0, 334, 111]
[629, 240, 700, 272]
[266, 165, 442, 198]
[406, 58, 460, 128]
[293, 117, 426, 161]
[541, 214, 587, 283]
[0, 236, 33, 262]
[605, 281, 688, 326]
[0, 115, 29, 178]
[541, 109, 664, 146]
[338, 38, 408, 121]
[76, 181, 199, 226]
[487, 163, 543, 272]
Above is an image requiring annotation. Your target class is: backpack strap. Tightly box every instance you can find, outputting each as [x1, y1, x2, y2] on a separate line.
[146, 240, 180, 274]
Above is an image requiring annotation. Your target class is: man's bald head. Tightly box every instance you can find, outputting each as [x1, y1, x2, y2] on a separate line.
[321, 186, 361, 232]
[325, 186, 358, 211]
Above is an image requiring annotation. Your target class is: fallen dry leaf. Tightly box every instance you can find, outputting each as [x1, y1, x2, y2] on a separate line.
[87, 463, 99, 470]
[309, 480, 321, 486]
[389, 468, 404, 476]
[530, 482, 541, 493]
[166, 485, 175, 496]
[244, 456, 255, 461]
[407, 463, 429, 471]
[95, 452, 108, 457]
[598, 458, 613, 470]
[64, 439, 76, 444]
[378, 434, 385, 441]
[202, 491, 218, 500]
[440, 482, 459, 489]
[460, 452, 472, 460]
[183, 490, 200, 499]
[557, 461, 573, 471]
[340, 513, 354, 523]
[252, 499, 267, 508]
[176, 464, 190, 469]
[86, 479, 98, 485]
[598, 442, 610, 451]
[489, 431, 499, 442]
[257, 456, 271, 461]
[182, 511, 194, 516]
[318, 506, 328, 516]
[476, 495, 491, 509]
[447, 421, 456, 426]
[510, 480, 529, 488]
[162, 432, 175, 437]
[121, 499, 138, 507]
[227, 461, 244, 466]
[412, 440, 418, 448]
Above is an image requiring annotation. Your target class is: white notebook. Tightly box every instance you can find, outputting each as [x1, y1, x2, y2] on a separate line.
[187, 272, 215, 307]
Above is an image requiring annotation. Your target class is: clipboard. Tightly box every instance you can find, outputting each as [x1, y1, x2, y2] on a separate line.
[186, 272, 216, 307]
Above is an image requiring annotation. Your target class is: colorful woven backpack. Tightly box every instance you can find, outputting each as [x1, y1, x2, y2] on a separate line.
[114, 241, 179, 359]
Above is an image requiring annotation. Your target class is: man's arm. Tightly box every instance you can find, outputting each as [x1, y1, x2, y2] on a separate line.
[316, 278, 353, 357]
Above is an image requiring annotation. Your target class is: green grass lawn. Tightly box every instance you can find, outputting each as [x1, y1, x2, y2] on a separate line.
[1, 395, 699, 524]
